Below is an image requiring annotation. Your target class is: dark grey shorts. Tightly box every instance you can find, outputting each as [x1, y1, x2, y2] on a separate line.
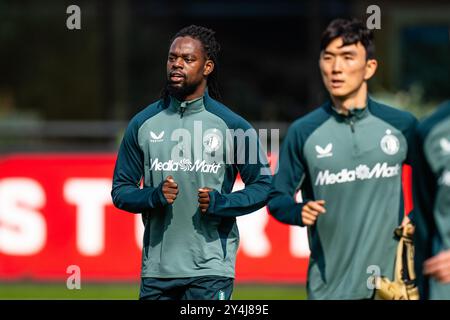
[139, 275, 234, 300]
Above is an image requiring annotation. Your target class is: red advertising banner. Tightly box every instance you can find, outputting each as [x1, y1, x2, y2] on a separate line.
[0, 154, 412, 283]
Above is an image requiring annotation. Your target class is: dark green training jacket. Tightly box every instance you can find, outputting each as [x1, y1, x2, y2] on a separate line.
[111, 91, 272, 279]
[268, 97, 417, 299]
[414, 101, 450, 299]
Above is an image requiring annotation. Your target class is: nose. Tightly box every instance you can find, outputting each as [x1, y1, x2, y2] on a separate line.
[172, 57, 184, 69]
[332, 57, 343, 73]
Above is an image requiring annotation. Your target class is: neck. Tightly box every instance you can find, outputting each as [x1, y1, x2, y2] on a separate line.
[183, 81, 207, 102]
[330, 82, 368, 115]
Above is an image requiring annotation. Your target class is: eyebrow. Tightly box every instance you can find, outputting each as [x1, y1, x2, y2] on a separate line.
[323, 49, 357, 56]
[168, 52, 197, 58]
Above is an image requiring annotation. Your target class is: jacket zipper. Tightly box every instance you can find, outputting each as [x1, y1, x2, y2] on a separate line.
[349, 118, 355, 133]
[180, 106, 186, 118]
[348, 116, 359, 154]
[178, 103, 186, 157]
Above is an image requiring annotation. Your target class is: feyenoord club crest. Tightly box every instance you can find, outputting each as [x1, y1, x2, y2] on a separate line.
[203, 130, 222, 153]
[380, 129, 400, 155]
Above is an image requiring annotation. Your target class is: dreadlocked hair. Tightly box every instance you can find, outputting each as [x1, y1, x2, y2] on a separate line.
[161, 25, 222, 104]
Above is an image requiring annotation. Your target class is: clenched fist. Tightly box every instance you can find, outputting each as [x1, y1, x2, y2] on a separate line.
[162, 175, 178, 204]
[198, 187, 213, 214]
[302, 200, 326, 226]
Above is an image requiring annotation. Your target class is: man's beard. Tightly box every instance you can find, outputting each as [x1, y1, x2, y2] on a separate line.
[166, 79, 200, 101]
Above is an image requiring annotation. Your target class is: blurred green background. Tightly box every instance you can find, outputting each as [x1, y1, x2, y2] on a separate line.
[1, 0, 449, 153]
[0, 283, 307, 300]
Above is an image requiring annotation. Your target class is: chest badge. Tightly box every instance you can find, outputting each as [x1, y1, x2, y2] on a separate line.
[203, 131, 222, 153]
[380, 129, 400, 155]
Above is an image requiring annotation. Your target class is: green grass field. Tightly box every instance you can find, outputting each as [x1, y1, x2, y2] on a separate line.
[0, 283, 307, 300]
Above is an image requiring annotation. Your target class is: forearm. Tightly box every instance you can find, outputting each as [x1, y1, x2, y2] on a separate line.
[268, 193, 305, 226]
[111, 183, 166, 213]
[206, 180, 271, 218]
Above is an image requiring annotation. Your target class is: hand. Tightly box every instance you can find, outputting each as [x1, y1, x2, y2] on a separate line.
[302, 200, 326, 226]
[162, 175, 178, 205]
[401, 215, 411, 227]
[423, 250, 450, 283]
[198, 187, 213, 214]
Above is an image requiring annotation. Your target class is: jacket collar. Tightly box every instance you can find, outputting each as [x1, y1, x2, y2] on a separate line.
[324, 96, 372, 123]
[168, 94, 205, 116]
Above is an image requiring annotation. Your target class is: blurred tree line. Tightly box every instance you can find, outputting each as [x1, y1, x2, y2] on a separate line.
[0, 0, 448, 126]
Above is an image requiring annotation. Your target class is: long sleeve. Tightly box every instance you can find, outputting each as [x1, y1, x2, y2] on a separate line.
[267, 124, 308, 226]
[206, 126, 272, 218]
[412, 123, 438, 299]
[111, 118, 167, 213]
[411, 122, 437, 226]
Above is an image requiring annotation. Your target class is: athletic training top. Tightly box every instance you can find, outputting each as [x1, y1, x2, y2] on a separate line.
[414, 100, 450, 299]
[111, 91, 271, 279]
[268, 97, 417, 299]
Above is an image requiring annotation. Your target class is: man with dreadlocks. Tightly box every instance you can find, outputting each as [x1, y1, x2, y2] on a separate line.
[111, 25, 271, 300]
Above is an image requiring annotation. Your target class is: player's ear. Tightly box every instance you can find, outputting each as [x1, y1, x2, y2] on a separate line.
[364, 58, 377, 80]
[203, 59, 214, 77]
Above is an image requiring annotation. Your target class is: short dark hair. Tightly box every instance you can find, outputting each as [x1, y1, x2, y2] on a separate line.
[161, 25, 222, 101]
[320, 18, 375, 60]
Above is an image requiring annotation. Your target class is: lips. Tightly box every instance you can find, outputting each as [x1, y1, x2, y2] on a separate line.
[169, 72, 185, 82]
[331, 79, 344, 88]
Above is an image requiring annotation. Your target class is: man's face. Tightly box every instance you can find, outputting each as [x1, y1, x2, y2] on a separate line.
[166, 36, 212, 100]
[319, 37, 377, 99]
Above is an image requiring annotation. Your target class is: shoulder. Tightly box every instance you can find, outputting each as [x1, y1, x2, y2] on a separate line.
[290, 103, 330, 132]
[368, 97, 417, 132]
[128, 99, 167, 131]
[417, 100, 450, 140]
[204, 95, 253, 130]
[285, 102, 331, 143]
